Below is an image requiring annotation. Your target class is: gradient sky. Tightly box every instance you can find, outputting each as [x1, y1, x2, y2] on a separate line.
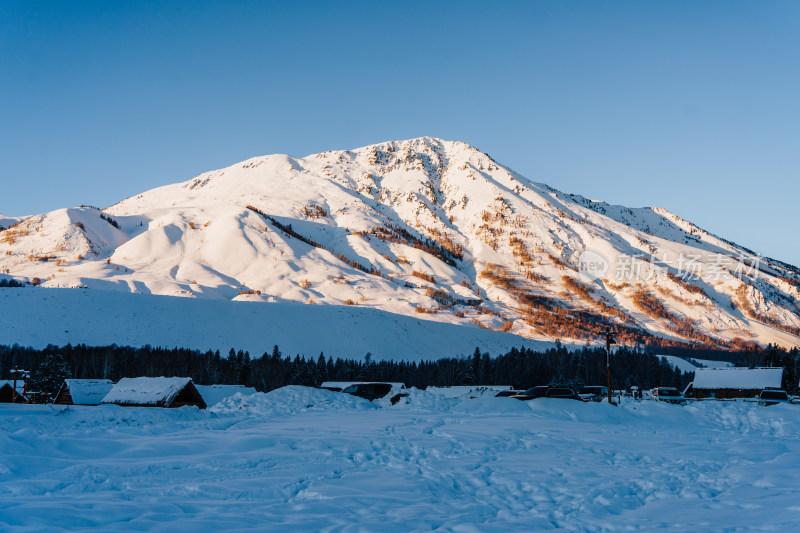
[2, 1, 798, 265]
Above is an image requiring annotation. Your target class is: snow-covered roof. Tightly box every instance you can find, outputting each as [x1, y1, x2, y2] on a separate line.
[693, 367, 783, 390]
[195, 384, 256, 407]
[102, 377, 197, 407]
[60, 379, 114, 405]
[0, 380, 26, 394]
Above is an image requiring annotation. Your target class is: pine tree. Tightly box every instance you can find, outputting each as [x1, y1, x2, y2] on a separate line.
[317, 353, 328, 384]
[471, 347, 481, 385]
[28, 353, 72, 403]
[240, 351, 251, 386]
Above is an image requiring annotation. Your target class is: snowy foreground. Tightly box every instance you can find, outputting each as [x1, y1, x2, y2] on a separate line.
[2, 388, 800, 532]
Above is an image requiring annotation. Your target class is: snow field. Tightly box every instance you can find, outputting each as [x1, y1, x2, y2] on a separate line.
[2, 386, 800, 531]
[658, 355, 735, 372]
[0, 288, 551, 361]
[657, 354, 701, 373]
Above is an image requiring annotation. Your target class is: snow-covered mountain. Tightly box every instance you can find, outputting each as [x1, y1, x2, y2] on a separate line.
[0, 213, 27, 231]
[2, 137, 798, 349]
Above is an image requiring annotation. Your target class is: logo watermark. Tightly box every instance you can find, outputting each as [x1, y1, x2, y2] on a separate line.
[578, 248, 760, 283]
[578, 249, 609, 281]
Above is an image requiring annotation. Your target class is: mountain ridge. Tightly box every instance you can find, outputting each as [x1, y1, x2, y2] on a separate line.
[2, 137, 798, 349]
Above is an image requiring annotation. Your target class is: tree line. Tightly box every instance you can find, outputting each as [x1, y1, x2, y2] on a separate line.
[1, 342, 797, 403]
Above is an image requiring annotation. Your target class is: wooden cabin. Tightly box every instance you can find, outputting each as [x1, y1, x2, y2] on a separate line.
[0, 380, 28, 403]
[689, 367, 783, 399]
[53, 379, 114, 405]
[101, 377, 207, 409]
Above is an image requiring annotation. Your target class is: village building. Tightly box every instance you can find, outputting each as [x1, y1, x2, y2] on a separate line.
[53, 379, 114, 405]
[688, 367, 784, 399]
[195, 384, 257, 407]
[0, 380, 28, 403]
[101, 377, 206, 409]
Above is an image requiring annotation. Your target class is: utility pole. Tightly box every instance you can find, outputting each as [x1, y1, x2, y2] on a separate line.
[603, 327, 616, 404]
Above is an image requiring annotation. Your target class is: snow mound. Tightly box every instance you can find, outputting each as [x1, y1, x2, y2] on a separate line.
[195, 384, 257, 407]
[210, 385, 377, 416]
[387, 388, 463, 411]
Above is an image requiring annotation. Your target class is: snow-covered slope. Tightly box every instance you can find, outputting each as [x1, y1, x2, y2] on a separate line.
[0, 213, 28, 231]
[658, 355, 735, 372]
[657, 355, 701, 373]
[0, 288, 549, 360]
[1, 137, 798, 349]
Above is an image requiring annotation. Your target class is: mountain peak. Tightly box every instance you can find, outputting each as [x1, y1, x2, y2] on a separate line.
[2, 138, 798, 350]
[356, 136, 471, 152]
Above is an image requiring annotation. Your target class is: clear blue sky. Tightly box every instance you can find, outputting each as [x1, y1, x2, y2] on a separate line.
[2, 1, 798, 265]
